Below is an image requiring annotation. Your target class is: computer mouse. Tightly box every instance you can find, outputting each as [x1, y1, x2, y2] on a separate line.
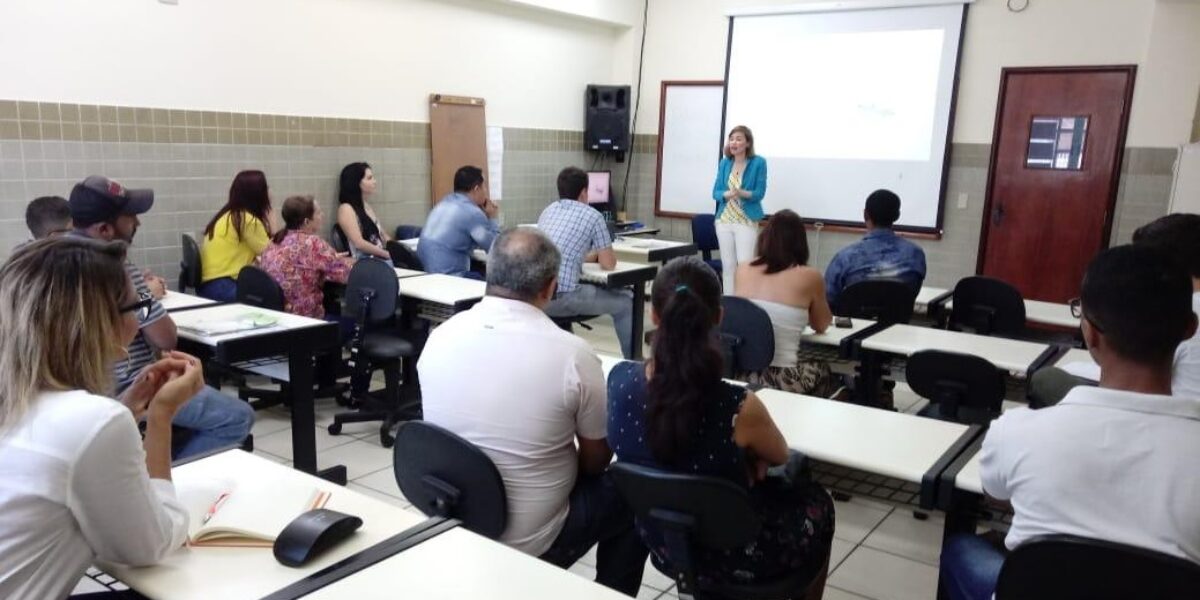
[273, 508, 363, 567]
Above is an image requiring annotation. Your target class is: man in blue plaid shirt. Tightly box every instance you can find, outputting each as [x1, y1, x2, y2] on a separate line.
[538, 167, 634, 358]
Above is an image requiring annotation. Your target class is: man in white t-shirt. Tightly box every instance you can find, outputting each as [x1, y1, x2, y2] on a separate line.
[940, 244, 1200, 600]
[419, 227, 647, 596]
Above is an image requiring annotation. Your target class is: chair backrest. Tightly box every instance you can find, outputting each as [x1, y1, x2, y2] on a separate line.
[392, 421, 507, 539]
[691, 214, 720, 259]
[718, 296, 775, 374]
[996, 534, 1200, 600]
[906, 350, 1005, 424]
[609, 462, 760, 592]
[949, 276, 1026, 337]
[836, 278, 917, 324]
[235, 266, 286, 311]
[330, 224, 349, 254]
[394, 224, 422, 240]
[343, 257, 398, 323]
[179, 233, 202, 293]
[385, 240, 424, 271]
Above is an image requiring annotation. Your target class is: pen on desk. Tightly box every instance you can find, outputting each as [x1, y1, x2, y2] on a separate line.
[202, 493, 230, 524]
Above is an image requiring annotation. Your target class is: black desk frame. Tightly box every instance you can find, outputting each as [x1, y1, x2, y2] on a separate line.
[171, 304, 346, 484]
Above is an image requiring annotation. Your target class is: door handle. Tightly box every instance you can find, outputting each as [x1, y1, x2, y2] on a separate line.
[992, 204, 1005, 227]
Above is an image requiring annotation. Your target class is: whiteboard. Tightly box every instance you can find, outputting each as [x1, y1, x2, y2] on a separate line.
[655, 82, 725, 217]
[1169, 142, 1200, 215]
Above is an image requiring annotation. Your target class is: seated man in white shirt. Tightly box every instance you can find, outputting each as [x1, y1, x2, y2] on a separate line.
[418, 227, 648, 596]
[1029, 213, 1200, 405]
[939, 244, 1200, 600]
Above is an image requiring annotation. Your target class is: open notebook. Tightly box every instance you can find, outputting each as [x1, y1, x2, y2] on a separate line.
[176, 312, 280, 336]
[176, 478, 330, 547]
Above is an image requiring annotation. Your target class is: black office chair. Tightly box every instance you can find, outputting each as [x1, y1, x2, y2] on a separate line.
[692, 214, 722, 281]
[179, 233, 202, 293]
[719, 296, 775, 378]
[908, 350, 1005, 425]
[392, 421, 507, 540]
[948, 276, 1026, 337]
[836, 278, 917, 325]
[995, 534, 1200, 600]
[330, 224, 350, 254]
[236, 265, 285, 311]
[328, 258, 423, 447]
[385, 240, 423, 271]
[610, 462, 824, 599]
[394, 224, 422, 240]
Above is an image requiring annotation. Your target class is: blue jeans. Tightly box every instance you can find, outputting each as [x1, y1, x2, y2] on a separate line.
[546, 284, 635, 358]
[539, 474, 649, 596]
[198, 277, 237, 302]
[172, 385, 255, 460]
[940, 534, 1006, 600]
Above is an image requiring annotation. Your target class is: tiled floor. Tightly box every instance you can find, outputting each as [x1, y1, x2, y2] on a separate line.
[234, 311, 949, 600]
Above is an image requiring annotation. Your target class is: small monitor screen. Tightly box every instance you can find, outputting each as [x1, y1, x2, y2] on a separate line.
[587, 171, 611, 205]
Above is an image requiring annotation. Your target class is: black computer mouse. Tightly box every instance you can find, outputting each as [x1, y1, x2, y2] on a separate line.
[273, 508, 363, 567]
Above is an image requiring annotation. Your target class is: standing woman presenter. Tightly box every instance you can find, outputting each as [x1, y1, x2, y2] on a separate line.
[712, 125, 768, 291]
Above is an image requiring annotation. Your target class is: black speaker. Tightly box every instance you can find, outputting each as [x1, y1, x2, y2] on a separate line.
[585, 84, 630, 152]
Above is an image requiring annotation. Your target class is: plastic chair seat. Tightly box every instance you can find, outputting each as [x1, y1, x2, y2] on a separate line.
[362, 332, 416, 359]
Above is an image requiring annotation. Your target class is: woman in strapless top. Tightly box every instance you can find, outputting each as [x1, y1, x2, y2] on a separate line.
[733, 209, 836, 396]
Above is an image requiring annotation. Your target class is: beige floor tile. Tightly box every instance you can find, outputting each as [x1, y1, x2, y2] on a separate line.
[833, 498, 892, 544]
[316, 439, 395, 480]
[823, 585, 873, 600]
[829, 546, 939, 600]
[862, 510, 945, 566]
[253, 423, 358, 461]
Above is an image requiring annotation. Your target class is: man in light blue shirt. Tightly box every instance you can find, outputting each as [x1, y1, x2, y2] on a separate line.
[539, 167, 634, 358]
[824, 189, 927, 308]
[419, 165, 500, 278]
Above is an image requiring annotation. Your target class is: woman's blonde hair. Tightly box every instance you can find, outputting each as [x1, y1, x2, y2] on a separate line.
[0, 237, 131, 432]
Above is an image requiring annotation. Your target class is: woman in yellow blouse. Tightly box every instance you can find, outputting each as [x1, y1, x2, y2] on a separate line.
[199, 170, 274, 301]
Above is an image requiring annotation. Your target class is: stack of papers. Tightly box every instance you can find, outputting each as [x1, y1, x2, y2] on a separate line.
[177, 313, 280, 336]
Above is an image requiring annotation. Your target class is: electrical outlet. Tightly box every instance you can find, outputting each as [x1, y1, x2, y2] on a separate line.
[957, 193, 968, 209]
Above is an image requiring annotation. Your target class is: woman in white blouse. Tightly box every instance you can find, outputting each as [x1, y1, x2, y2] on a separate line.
[0, 237, 205, 599]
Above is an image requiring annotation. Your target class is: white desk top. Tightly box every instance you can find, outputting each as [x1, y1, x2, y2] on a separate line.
[612, 237, 690, 253]
[861, 324, 1051, 375]
[1055, 347, 1100, 381]
[160, 291, 218, 311]
[757, 388, 970, 484]
[398, 273, 486, 305]
[306, 526, 628, 600]
[956, 452, 984, 495]
[598, 354, 747, 386]
[1022, 299, 1081, 329]
[172, 303, 329, 346]
[400, 238, 487, 263]
[394, 268, 426, 279]
[801, 318, 876, 347]
[914, 286, 949, 309]
[942, 297, 1080, 329]
[103, 450, 424, 600]
[580, 260, 655, 284]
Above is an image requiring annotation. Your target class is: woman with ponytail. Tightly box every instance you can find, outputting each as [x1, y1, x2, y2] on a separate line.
[606, 256, 835, 597]
[258, 195, 354, 319]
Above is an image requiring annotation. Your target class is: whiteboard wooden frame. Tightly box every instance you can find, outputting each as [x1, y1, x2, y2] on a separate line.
[655, 81, 726, 219]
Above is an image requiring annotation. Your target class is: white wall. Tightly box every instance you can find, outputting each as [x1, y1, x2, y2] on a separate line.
[0, 0, 627, 130]
[636, 0, 1200, 147]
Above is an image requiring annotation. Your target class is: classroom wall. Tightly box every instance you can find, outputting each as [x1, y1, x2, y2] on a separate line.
[627, 0, 1200, 286]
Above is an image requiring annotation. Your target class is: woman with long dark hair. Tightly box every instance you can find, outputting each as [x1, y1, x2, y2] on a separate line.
[711, 125, 768, 291]
[336, 162, 391, 261]
[199, 170, 274, 301]
[607, 256, 834, 597]
[734, 209, 835, 395]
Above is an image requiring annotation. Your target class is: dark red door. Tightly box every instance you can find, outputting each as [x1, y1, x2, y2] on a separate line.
[978, 66, 1136, 303]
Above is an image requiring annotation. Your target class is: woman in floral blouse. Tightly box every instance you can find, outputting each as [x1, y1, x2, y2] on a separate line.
[258, 195, 354, 319]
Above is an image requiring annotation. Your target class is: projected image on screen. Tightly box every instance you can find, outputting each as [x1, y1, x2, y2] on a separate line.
[723, 4, 965, 231]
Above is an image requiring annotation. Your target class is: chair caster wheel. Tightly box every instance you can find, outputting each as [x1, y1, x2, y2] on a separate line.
[328, 423, 342, 435]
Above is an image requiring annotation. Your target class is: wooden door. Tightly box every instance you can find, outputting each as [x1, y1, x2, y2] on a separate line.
[429, 94, 487, 205]
[978, 66, 1136, 303]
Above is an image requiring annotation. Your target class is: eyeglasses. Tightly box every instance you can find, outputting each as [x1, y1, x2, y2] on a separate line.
[119, 292, 154, 322]
[1068, 297, 1104, 332]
